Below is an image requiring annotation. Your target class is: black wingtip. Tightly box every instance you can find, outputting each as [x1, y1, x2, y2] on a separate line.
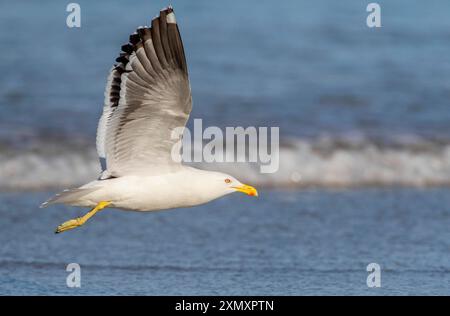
[115, 55, 129, 64]
[121, 44, 133, 54]
[137, 27, 151, 40]
[129, 33, 140, 45]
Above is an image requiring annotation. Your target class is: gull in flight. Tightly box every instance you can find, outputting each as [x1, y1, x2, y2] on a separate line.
[41, 7, 258, 233]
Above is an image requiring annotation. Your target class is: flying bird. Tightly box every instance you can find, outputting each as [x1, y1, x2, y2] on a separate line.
[41, 7, 258, 233]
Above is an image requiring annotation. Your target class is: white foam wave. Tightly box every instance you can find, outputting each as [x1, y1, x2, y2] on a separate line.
[2, 138, 450, 190]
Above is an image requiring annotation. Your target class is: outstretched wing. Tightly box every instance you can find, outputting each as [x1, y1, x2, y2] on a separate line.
[96, 7, 191, 178]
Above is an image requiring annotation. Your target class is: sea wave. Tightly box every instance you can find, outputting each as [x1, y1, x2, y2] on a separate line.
[2, 137, 450, 190]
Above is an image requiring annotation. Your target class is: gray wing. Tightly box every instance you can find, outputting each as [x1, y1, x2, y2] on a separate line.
[96, 7, 191, 178]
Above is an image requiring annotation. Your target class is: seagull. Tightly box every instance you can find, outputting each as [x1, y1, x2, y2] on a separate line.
[41, 7, 258, 233]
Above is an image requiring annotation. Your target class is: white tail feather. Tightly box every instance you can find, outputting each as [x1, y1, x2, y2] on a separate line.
[40, 187, 99, 208]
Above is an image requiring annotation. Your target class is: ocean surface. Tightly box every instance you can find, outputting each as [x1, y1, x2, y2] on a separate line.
[1, 0, 450, 295]
[1, 188, 449, 295]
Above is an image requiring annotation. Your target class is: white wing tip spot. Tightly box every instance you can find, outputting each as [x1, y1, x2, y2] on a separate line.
[167, 12, 176, 24]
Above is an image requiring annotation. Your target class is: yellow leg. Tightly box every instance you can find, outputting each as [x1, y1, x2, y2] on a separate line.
[55, 201, 111, 234]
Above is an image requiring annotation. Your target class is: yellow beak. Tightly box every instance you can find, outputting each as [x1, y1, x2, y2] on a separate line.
[233, 184, 258, 197]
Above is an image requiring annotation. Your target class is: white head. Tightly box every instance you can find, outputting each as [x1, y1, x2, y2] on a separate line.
[214, 172, 257, 197]
[189, 169, 258, 202]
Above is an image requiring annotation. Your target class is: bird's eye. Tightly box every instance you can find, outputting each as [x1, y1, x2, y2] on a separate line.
[225, 178, 231, 184]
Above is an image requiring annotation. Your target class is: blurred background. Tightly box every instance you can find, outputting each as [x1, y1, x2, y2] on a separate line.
[0, 0, 449, 295]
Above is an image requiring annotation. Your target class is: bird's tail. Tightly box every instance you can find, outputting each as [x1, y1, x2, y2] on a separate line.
[40, 187, 99, 208]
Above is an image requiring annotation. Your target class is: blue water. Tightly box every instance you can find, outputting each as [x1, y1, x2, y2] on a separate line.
[1, 1, 450, 295]
[2, 0, 450, 144]
[0, 189, 449, 295]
